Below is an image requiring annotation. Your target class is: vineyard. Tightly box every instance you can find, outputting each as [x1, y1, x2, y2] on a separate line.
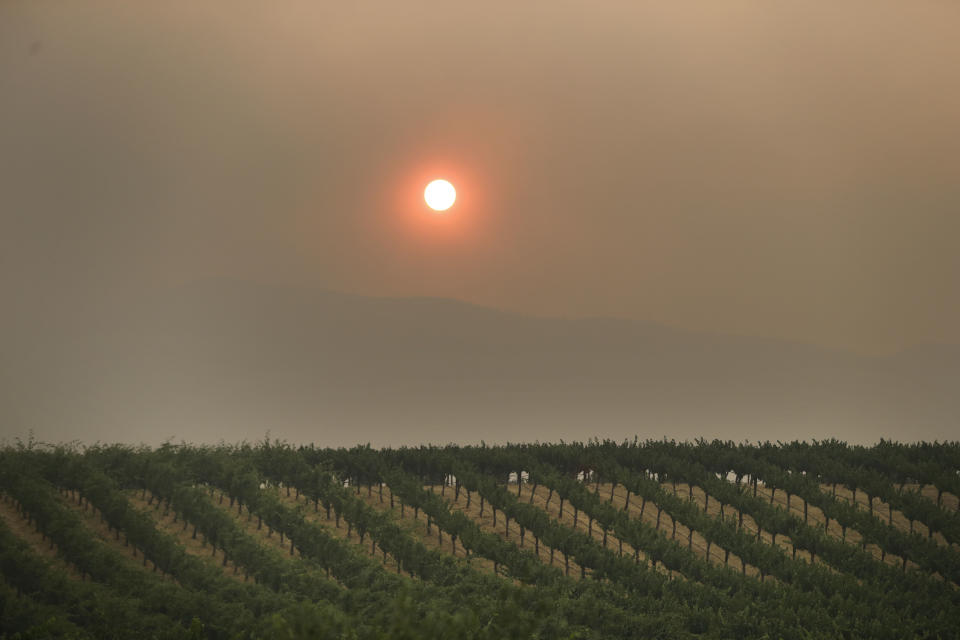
[1, 438, 959, 639]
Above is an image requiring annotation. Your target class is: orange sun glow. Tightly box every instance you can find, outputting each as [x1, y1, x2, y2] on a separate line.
[424, 179, 456, 211]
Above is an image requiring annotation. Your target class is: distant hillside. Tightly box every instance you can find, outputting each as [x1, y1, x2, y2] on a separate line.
[2, 279, 958, 445]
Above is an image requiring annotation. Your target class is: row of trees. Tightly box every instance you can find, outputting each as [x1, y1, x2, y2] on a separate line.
[3, 439, 958, 638]
[673, 441, 960, 585]
[455, 444, 940, 638]
[378, 441, 959, 638]
[0, 507, 173, 640]
[753, 440, 960, 544]
[0, 452, 258, 638]
[265, 443, 691, 639]
[151, 443, 618, 639]
[597, 441, 960, 626]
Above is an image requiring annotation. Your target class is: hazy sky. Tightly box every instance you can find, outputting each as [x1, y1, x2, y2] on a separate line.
[3, 0, 959, 355]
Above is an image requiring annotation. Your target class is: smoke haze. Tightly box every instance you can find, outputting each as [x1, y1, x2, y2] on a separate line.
[2, 1, 958, 445]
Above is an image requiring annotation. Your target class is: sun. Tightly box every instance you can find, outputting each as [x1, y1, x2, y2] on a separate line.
[424, 179, 456, 211]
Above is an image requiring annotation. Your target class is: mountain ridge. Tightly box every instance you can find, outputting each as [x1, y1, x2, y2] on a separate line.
[2, 279, 957, 447]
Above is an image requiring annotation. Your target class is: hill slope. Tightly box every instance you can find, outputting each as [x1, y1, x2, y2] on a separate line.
[1, 439, 958, 639]
[2, 280, 958, 445]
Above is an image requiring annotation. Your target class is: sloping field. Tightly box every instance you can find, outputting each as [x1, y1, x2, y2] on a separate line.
[1, 439, 959, 639]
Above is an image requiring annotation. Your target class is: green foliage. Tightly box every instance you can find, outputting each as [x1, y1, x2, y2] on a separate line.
[1, 439, 958, 639]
